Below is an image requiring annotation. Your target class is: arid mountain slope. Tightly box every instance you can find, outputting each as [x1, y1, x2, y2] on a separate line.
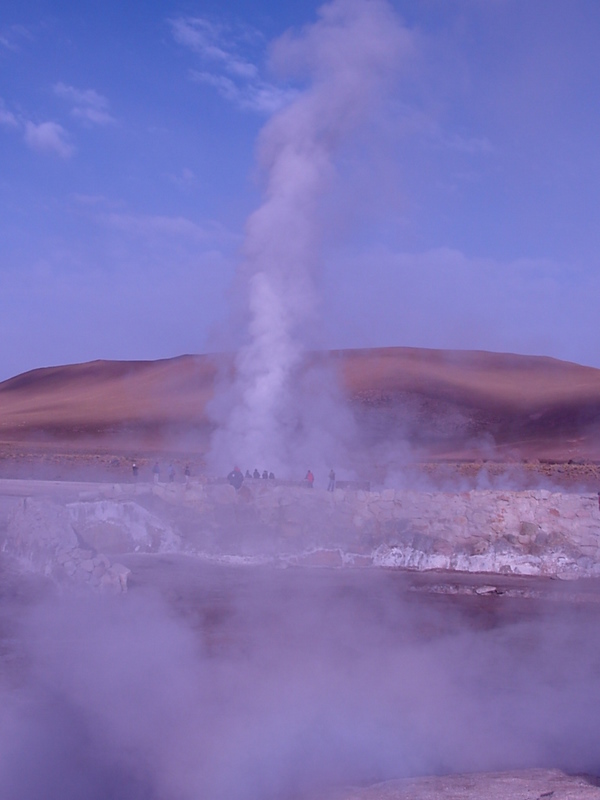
[336, 348, 600, 460]
[0, 347, 599, 460]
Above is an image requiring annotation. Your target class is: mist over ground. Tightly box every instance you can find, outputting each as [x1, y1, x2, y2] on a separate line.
[2, 564, 600, 799]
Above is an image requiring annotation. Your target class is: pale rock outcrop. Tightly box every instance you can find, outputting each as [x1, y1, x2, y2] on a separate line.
[3, 482, 600, 580]
[1, 497, 132, 592]
[3, 498, 78, 575]
[66, 499, 180, 554]
[179, 484, 600, 577]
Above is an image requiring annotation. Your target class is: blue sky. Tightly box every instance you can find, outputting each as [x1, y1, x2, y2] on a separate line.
[1, 0, 600, 380]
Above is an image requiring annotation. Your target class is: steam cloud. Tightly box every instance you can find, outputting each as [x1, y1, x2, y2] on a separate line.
[210, 0, 412, 477]
[2, 571, 600, 799]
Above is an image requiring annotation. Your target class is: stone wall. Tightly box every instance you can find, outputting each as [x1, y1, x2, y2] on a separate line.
[147, 480, 600, 577]
[344, 487, 600, 577]
[2, 479, 600, 582]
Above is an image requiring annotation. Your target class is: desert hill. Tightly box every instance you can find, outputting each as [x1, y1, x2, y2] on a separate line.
[0, 347, 599, 463]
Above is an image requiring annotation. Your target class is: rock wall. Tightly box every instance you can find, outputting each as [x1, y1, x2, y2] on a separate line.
[160, 481, 600, 577]
[346, 487, 600, 577]
[1, 498, 136, 592]
[2, 480, 600, 583]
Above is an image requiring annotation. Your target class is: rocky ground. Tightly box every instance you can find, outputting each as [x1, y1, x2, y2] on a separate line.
[396, 459, 600, 491]
[0, 440, 599, 491]
[320, 769, 600, 799]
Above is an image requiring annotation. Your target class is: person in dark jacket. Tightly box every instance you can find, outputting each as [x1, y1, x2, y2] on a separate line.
[327, 469, 336, 492]
[253, 468, 260, 479]
[228, 466, 244, 490]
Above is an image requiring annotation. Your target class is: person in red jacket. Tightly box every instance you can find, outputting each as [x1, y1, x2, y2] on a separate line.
[305, 469, 314, 488]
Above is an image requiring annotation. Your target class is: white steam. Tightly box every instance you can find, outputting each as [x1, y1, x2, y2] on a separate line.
[210, 0, 413, 476]
[3, 571, 600, 799]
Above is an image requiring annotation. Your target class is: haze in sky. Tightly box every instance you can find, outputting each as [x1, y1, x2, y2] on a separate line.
[1, 0, 600, 381]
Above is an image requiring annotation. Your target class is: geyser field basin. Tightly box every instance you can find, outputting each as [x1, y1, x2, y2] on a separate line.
[4, 480, 600, 797]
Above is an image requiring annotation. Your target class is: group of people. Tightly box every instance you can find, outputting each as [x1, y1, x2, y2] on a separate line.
[131, 459, 341, 492]
[131, 461, 191, 484]
[246, 468, 276, 480]
[227, 466, 275, 489]
[305, 469, 337, 491]
[133, 460, 337, 491]
[153, 462, 182, 483]
[226, 466, 336, 491]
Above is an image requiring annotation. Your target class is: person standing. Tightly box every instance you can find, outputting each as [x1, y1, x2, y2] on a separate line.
[153, 462, 160, 484]
[132, 461, 139, 480]
[327, 469, 336, 492]
[227, 466, 244, 490]
[305, 469, 314, 488]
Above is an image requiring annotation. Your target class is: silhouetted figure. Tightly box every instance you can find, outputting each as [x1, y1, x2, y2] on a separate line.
[269, 472, 275, 480]
[305, 469, 314, 488]
[262, 470, 269, 479]
[245, 469, 252, 479]
[327, 469, 336, 492]
[253, 468, 260, 479]
[184, 464, 191, 484]
[153, 462, 160, 484]
[228, 466, 244, 490]
[132, 462, 138, 480]
[168, 463, 176, 482]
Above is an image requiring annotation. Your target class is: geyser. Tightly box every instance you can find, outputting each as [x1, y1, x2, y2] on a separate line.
[210, 0, 413, 477]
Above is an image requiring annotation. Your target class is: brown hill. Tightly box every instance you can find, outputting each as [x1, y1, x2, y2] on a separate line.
[335, 347, 600, 461]
[0, 347, 599, 462]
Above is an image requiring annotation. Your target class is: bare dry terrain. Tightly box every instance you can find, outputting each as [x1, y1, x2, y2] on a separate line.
[0, 347, 599, 486]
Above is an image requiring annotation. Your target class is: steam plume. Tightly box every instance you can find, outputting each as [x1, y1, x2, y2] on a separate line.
[211, 0, 412, 476]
